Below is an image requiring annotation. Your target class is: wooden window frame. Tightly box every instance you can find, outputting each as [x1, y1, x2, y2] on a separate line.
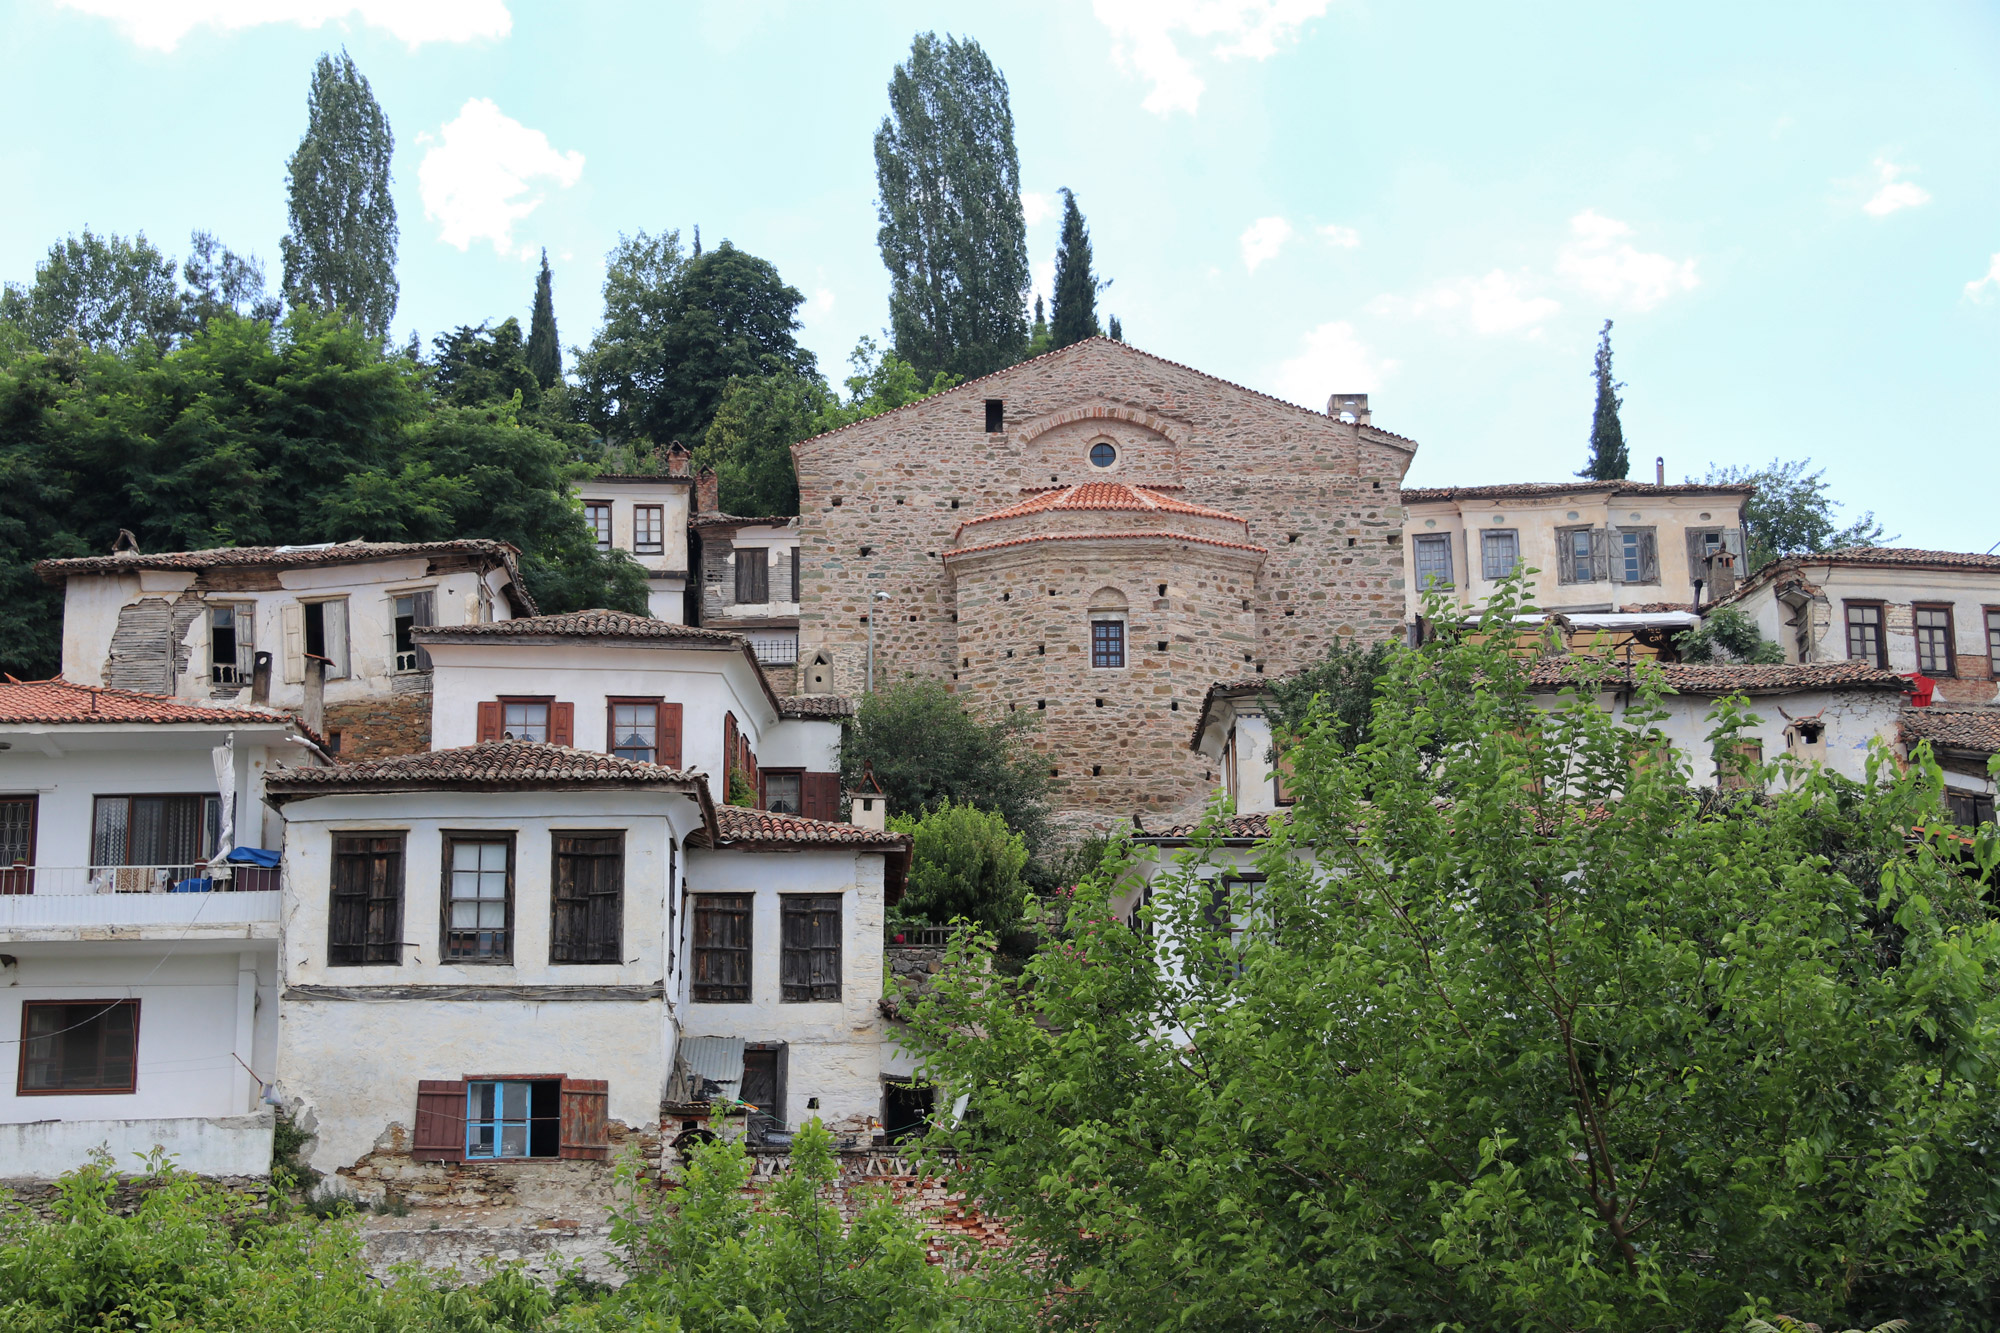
[390, 589, 436, 674]
[632, 504, 665, 555]
[413, 1074, 609, 1163]
[551, 830, 624, 965]
[19, 998, 140, 1095]
[209, 602, 256, 685]
[1986, 606, 2000, 678]
[760, 768, 804, 815]
[1844, 601, 1888, 669]
[0, 794, 38, 895]
[735, 549, 770, 604]
[1091, 619, 1126, 669]
[440, 831, 516, 964]
[780, 894, 842, 1002]
[606, 697, 663, 765]
[91, 793, 221, 870]
[1411, 533, 1454, 590]
[1914, 603, 1957, 677]
[691, 893, 752, 1003]
[1479, 528, 1520, 582]
[584, 501, 613, 552]
[329, 832, 405, 966]
[1716, 738, 1765, 792]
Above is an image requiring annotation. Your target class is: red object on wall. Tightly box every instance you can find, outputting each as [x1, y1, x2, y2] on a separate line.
[1905, 673, 1935, 707]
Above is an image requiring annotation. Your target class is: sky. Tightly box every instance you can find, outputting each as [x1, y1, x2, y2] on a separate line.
[4, 0, 1997, 551]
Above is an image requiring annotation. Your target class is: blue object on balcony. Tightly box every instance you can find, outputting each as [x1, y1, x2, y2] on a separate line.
[224, 847, 281, 868]
[171, 877, 215, 893]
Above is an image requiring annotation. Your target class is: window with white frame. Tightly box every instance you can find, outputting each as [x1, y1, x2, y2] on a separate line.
[443, 835, 512, 961]
[634, 504, 665, 555]
[584, 502, 613, 552]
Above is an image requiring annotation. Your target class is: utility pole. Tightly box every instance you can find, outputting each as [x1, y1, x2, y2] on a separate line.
[865, 591, 890, 693]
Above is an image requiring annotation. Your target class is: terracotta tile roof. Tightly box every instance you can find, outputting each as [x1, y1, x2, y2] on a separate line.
[789, 335, 1421, 454]
[691, 512, 797, 529]
[264, 740, 703, 797]
[1140, 811, 1278, 842]
[1528, 660, 1913, 694]
[1808, 546, 2000, 571]
[1902, 708, 2000, 755]
[777, 694, 855, 719]
[943, 530, 1269, 560]
[957, 481, 1249, 533]
[38, 538, 524, 579]
[0, 679, 303, 730]
[415, 609, 743, 646]
[586, 474, 692, 484]
[1622, 601, 1699, 614]
[700, 805, 910, 848]
[1401, 481, 1754, 504]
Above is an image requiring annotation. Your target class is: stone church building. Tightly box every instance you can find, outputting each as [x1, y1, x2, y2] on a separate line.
[791, 337, 1417, 825]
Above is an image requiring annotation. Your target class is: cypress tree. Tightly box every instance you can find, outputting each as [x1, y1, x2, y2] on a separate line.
[527, 249, 561, 388]
[874, 32, 1030, 380]
[1108, 314, 1123, 342]
[280, 50, 399, 340]
[1578, 319, 1629, 481]
[1048, 187, 1103, 349]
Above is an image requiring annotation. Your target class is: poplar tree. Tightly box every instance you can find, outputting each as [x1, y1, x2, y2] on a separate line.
[526, 249, 561, 388]
[873, 32, 1029, 380]
[1578, 318, 1629, 480]
[280, 50, 399, 341]
[1048, 187, 1103, 349]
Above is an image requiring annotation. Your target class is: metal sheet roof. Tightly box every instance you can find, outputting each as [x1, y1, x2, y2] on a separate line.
[674, 1035, 744, 1101]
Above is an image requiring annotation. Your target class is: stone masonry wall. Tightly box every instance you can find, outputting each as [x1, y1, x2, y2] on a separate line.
[324, 688, 432, 760]
[793, 337, 1416, 818]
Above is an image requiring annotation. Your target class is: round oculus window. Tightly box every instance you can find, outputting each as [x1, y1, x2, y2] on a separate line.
[1089, 441, 1117, 468]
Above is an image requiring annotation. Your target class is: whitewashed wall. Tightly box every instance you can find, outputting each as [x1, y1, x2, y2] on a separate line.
[0, 1112, 274, 1178]
[576, 479, 692, 623]
[680, 848, 885, 1132]
[757, 718, 842, 773]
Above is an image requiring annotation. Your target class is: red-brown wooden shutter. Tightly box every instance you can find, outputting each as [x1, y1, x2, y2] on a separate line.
[559, 1078, 610, 1159]
[476, 702, 502, 743]
[801, 773, 841, 823]
[658, 703, 684, 768]
[743, 744, 758, 796]
[723, 713, 738, 781]
[550, 702, 574, 748]
[412, 1079, 466, 1160]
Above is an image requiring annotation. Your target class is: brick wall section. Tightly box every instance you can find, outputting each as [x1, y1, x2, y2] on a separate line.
[324, 689, 432, 760]
[793, 338, 1416, 821]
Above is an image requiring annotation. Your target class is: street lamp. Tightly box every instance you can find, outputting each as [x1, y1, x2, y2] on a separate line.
[865, 591, 890, 693]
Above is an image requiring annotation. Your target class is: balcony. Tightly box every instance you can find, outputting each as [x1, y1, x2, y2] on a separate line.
[750, 635, 800, 666]
[0, 865, 280, 942]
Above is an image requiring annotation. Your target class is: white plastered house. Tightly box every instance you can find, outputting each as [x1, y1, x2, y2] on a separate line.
[0, 680, 327, 1177]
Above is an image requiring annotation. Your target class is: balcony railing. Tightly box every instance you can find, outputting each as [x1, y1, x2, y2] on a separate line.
[751, 636, 800, 666]
[0, 864, 281, 896]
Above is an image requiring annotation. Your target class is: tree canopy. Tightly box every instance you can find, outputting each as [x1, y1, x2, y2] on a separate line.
[904, 579, 2000, 1332]
[890, 801, 1030, 931]
[1048, 187, 1104, 350]
[1578, 318, 1629, 480]
[526, 249, 561, 389]
[280, 50, 399, 341]
[1700, 457, 1890, 573]
[874, 32, 1030, 381]
[841, 678, 1051, 852]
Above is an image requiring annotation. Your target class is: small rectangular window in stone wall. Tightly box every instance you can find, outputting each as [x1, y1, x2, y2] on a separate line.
[1091, 620, 1125, 668]
[736, 550, 769, 603]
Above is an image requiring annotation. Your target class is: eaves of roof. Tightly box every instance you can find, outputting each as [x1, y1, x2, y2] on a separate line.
[943, 530, 1269, 561]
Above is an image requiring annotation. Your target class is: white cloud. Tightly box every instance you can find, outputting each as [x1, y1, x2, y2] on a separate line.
[1240, 215, 1293, 273]
[1273, 321, 1396, 405]
[1093, 0, 1331, 115]
[803, 286, 836, 324]
[1370, 270, 1560, 337]
[418, 98, 583, 259]
[1317, 223, 1361, 248]
[1021, 191, 1055, 226]
[1555, 210, 1698, 311]
[55, 0, 509, 50]
[1862, 158, 1931, 217]
[1965, 254, 2000, 301]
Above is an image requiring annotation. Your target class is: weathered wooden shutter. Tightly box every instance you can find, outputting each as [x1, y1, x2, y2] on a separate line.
[322, 599, 350, 679]
[1639, 530, 1660, 584]
[692, 895, 751, 1002]
[734, 550, 754, 602]
[801, 773, 840, 822]
[281, 604, 304, 684]
[790, 547, 800, 602]
[780, 898, 810, 1000]
[412, 1079, 466, 1160]
[550, 702, 575, 748]
[411, 590, 435, 670]
[559, 1079, 610, 1159]
[1685, 529, 1710, 583]
[723, 713, 738, 783]
[742, 742, 758, 796]
[658, 703, 684, 768]
[1588, 530, 1610, 582]
[1555, 531, 1576, 584]
[808, 896, 841, 1000]
[330, 834, 403, 966]
[477, 701, 503, 743]
[552, 833, 622, 964]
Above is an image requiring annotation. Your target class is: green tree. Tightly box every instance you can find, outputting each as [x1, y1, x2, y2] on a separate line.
[430, 318, 541, 412]
[1700, 457, 1889, 573]
[0, 229, 184, 351]
[1578, 318, 1628, 480]
[874, 32, 1030, 381]
[182, 230, 280, 329]
[890, 802, 1030, 931]
[904, 578, 2000, 1332]
[842, 679, 1051, 852]
[280, 50, 399, 340]
[1048, 187, 1105, 349]
[1108, 313, 1124, 342]
[1027, 294, 1052, 358]
[1674, 603, 1785, 664]
[572, 234, 813, 448]
[1263, 635, 1393, 751]
[526, 248, 562, 388]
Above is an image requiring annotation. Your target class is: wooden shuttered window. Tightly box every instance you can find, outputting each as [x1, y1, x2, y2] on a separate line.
[411, 1076, 609, 1161]
[477, 701, 502, 743]
[559, 1078, 610, 1159]
[550, 702, 574, 748]
[723, 713, 738, 783]
[780, 895, 842, 1002]
[800, 773, 842, 823]
[412, 1079, 466, 1160]
[791, 547, 800, 602]
[691, 894, 752, 1002]
[551, 833, 623, 964]
[476, 700, 572, 745]
[329, 833, 404, 966]
[735, 550, 769, 603]
[658, 702, 683, 768]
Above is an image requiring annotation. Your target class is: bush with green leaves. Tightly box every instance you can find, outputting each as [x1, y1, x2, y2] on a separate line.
[841, 680, 1051, 853]
[1674, 603, 1786, 664]
[890, 802, 1030, 932]
[902, 576, 2000, 1332]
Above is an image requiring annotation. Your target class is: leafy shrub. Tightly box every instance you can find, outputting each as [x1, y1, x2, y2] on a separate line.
[890, 802, 1029, 932]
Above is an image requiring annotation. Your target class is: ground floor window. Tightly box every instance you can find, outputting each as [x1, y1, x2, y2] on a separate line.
[465, 1078, 560, 1158]
[19, 1000, 138, 1094]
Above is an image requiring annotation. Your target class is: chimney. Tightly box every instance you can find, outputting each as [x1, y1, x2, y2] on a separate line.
[1705, 548, 1738, 602]
[694, 466, 720, 515]
[300, 656, 326, 740]
[250, 651, 273, 705]
[665, 441, 691, 478]
[847, 760, 887, 832]
[1326, 393, 1370, 425]
[1655, 456, 1665, 485]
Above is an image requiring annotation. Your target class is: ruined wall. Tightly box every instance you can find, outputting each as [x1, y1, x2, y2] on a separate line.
[793, 338, 1413, 815]
[324, 688, 432, 759]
